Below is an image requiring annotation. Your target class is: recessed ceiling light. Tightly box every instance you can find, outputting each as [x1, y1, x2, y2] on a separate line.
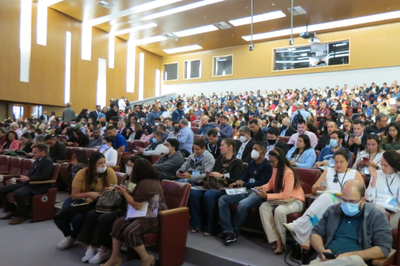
[88, 0, 183, 25]
[112, 23, 157, 36]
[97, 1, 114, 9]
[229, 10, 286, 27]
[214, 21, 232, 29]
[142, 0, 224, 21]
[173, 24, 218, 37]
[287, 6, 307, 16]
[133, 35, 167, 45]
[162, 33, 179, 39]
[163, 44, 203, 54]
[242, 10, 400, 41]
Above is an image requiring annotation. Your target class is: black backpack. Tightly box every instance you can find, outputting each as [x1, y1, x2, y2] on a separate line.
[291, 111, 304, 129]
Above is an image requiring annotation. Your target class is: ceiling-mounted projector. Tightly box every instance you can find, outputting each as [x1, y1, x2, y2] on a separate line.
[309, 37, 321, 44]
[300, 31, 313, 39]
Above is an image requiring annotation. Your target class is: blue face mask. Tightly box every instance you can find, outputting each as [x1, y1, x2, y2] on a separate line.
[329, 139, 339, 148]
[282, 125, 287, 130]
[151, 138, 157, 143]
[341, 202, 360, 217]
[102, 144, 109, 151]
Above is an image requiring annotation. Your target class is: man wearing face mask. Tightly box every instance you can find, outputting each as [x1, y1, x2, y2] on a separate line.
[307, 180, 392, 266]
[154, 139, 185, 180]
[218, 142, 272, 245]
[235, 126, 255, 163]
[147, 104, 162, 128]
[167, 122, 180, 139]
[265, 127, 290, 158]
[279, 117, 297, 137]
[314, 131, 349, 171]
[137, 131, 166, 157]
[315, 121, 338, 151]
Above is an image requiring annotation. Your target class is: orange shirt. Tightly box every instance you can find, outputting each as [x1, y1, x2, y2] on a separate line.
[261, 167, 305, 202]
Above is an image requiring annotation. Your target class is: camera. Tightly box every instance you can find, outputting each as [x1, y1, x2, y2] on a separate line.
[289, 38, 294, 45]
[249, 44, 254, 51]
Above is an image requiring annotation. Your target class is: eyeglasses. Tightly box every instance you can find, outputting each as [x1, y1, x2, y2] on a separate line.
[270, 160, 278, 164]
[341, 197, 363, 204]
[333, 173, 339, 183]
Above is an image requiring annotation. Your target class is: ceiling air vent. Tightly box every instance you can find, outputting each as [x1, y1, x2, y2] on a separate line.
[287, 6, 307, 16]
[214, 21, 232, 30]
[97, 1, 114, 9]
[162, 33, 179, 39]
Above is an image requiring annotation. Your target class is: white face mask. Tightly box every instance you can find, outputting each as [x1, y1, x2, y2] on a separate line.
[125, 166, 132, 175]
[251, 150, 260, 160]
[239, 136, 247, 143]
[70, 124, 76, 128]
[96, 166, 107, 173]
[155, 123, 159, 126]
[162, 146, 170, 154]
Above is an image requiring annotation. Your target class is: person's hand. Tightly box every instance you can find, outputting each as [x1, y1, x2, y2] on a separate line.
[210, 172, 224, 179]
[336, 252, 353, 259]
[314, 161, 325, 167]
[366, 161, 378, 168]
[88, 192, 101, 200]
[352, 137, 361, 145]
[86, 197, 94, 204]
[319, 249, 333, 261]
[215, 127, 220, 132]
[114, 185, 128, 195]
[356, 161, 365, 168]
[182, 172, 191, 179]
[379, 131, 386, 137]
[313, 185, 327, 192]
[290, 161, 296, 166]
[257, 190, 268, 199]
[138, 148, 144, 154]
[19, 175, 30, 183]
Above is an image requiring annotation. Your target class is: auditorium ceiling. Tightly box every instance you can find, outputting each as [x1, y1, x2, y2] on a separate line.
[49, 0, 400, 56]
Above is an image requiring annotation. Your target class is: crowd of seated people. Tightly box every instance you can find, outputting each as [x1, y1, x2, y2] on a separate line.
[1, 81, 400, 265]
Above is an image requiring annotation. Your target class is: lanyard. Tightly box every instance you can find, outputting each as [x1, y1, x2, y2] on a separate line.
[386, 174, 396, 195]
[368, 152, 377, 162]
[337, 170, 348, 189]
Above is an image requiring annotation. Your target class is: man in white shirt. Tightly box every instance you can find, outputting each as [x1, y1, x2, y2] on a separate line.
[288, 120, 318, 149]
[10, 122, 22, 140]
[118, 97, 126, 111]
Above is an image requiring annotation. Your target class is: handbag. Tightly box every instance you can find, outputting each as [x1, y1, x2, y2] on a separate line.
[202, 158, 236, 189]
[96, 189, 123, 213]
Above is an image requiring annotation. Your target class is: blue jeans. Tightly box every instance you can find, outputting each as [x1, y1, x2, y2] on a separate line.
[188, 189, 225, 234]
[219, 192, 263, 234]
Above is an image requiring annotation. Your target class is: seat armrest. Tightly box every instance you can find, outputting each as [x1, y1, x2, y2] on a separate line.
[110, 166, 120, 171]
[29, 180, 57, 185]
[3, 174, 19, 179]
[159, 207, 188, 216]
[0, 171, 10, 174]
[372, 249, 396, 266]
[56, 160, 70, 163]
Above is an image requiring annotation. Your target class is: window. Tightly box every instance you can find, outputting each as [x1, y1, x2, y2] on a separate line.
[12, 106, 24, 119]
[163, 63, 178, 81]
[96, 58, 107, 108]
[184, 59, 201, 79]
[213, 55, 233, 76]
[138, 52, 144, 100]
[64, 31, 71, 104]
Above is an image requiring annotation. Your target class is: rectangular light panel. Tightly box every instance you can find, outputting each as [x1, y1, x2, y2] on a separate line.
[20, 0, 32, 82]
[133, 35, 166, 45]
[108, 35, 115, 69]
[81, 23, 92, 60]
[97, 58, 107, 108]
[138, 53, 145, 100]
[113, 23, 157, 36]
[163, 44, 202, 54]
[64, 31, 71, 104]
[242, 10, 400, 41]
[173, 24, 218, 37]
[126, 41, 136, 93]
[229, 10, 286, 27]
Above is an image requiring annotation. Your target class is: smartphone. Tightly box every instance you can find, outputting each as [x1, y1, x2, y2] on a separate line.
[110, 184, 119, 187]
[322, 252, 336, 259]
[320, 182, 328, 188]
[349, 134, 355, 139]
[251, 188, 260, 193]
[363, 157, 370, 163]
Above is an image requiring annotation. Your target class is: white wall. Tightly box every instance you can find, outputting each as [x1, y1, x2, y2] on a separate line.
[161, 66, 400, 96]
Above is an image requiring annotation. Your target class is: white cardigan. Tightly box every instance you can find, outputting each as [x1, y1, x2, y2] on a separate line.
[103, 147, 118, 166]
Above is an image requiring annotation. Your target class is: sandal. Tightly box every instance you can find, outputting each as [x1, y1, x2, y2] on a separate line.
[203, 232, 211, 236]
[190, 229, 199, 233]
[273, 248, 283, 255]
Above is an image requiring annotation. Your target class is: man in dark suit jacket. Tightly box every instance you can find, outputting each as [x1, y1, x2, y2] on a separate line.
[279, 117, 297, 136]
[39, 111, 49, 122]
[236, 126, 256, 163]
[266, 127, 290, 156]
[89, 105, 101, 121]
[0, 143, 54, 224]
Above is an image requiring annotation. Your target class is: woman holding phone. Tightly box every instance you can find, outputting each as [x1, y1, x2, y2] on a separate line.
[255, 147, 304, 254]
[352, 135, 384, 173]
[366, 150, 400, 229]
[284, 149, 364, 245]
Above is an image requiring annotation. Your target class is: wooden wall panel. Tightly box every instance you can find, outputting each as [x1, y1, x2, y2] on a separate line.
[161, 22, 400, 85]
[0, 2, 159, 115]
[138, 47, 162, 100]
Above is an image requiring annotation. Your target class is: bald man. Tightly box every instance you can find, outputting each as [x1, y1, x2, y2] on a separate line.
[196, 115, 217, 137]
[306, 180, 392, 266]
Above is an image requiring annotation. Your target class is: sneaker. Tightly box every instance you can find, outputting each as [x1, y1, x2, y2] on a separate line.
[283, 223, 296, 236]
[56, 236, 76, 250]
[82, 246, 97, 262]
[223, 232, 238, 246]
[89, 248, 111, 264]
[217, 232, 228, 241]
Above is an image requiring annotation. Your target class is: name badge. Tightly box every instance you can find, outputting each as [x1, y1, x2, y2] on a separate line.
[237, 153, 242, 159]
[249, 178, 255, 183]
[192, 170, 200, 176]
[308, 214, 320, 227]
[224, 173, 230, 179]
[329, 158, 334, 167]
[386, 195, 397, 207]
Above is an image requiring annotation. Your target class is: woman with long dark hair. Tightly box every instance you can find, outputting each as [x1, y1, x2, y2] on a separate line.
[382, 122, 400, 151]
[255, 147, 304, 254]
[54, 152, 117, 250]
[286, 134, 316, 168]
[367, 150, 400, 229]
[353, 135, 384, 172]
[67, 128, 89, 147]
[102, 158, 167, 266]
